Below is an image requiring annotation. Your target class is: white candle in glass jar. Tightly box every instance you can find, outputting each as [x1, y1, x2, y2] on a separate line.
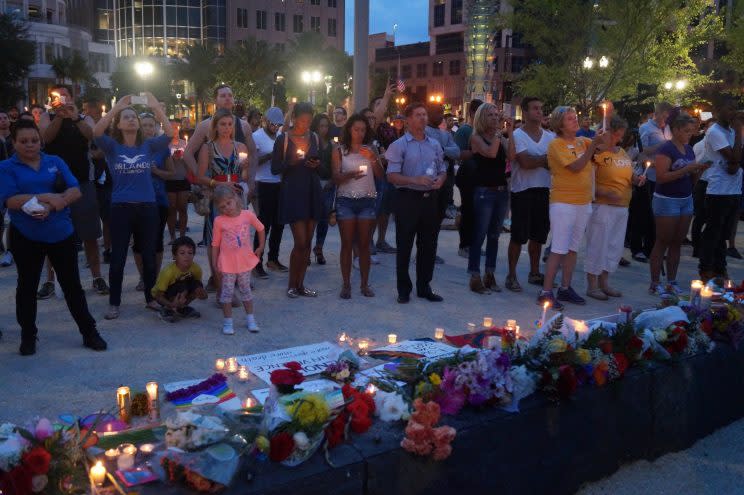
[483, 317, 493, 328]
[215, 358, 226, 371]
[90, 461, 106, 486]
[387, 333, 397, 344]
[238, 152, 248, 163]
[359, 164, 368, 174]
[237, 366, 250, 382]
[116, 444, 136, 471]
[434, 327, 445, 340]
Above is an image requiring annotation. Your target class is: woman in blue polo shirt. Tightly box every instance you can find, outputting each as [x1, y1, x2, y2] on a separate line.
[0, 120, 107, 355]
[93, 93, 173, 320]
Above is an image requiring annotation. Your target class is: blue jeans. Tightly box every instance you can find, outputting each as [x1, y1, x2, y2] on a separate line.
[315, 183, 336, 246]
[468, 187, 509, 275]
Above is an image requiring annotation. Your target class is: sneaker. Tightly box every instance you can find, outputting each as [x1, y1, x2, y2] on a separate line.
[82, 332, 108, 351]
[266, 260, 289, 272]
[505, 274, 522, 292]
[37, 281, 55, 300]
[102, 249, 111, 264]
[376, 241, 397, 254]
[618, 257, 631, 267]
[93, 277, 110, 295]
[135, 279, 144, 291]
[666, 281, 684, 296]
[370, 254, 380, 265]
[246, 315, 260, 333]
[159, 308, 177, 322]
[457, 247, 469, 258]
[727, 247, 743, 259]
[649, 283, 667, 296]
[434, 255, 445, 264]
[557, 286, 586, 305]
[469, 275, 491, 295]
[536, 291, 564, 311]
[177, 306, 201, 319]
[0, 251, 13, 267]
[254, 263, 269, 279]
[222, 321, 235, 335]
[445, 205, 458, 219]
[104, 305, 120, 320]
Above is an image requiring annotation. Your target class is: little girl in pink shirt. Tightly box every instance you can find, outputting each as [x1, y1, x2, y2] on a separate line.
[211, 185, 265, 334]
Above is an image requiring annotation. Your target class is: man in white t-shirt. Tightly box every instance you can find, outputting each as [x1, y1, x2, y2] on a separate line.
[252, 107, 287, 278]
[699, 99, 743, 280]
[505, 97, 555, 292]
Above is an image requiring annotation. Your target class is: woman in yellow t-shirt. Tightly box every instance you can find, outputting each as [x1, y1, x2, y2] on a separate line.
[584, 116, 646, 300]
[539, 106, 606, 310]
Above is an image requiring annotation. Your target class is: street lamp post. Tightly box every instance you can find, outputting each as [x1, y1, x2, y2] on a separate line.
[134, 60, 154, 93]
[664, 79, 687, 105]
[301, 70, 323, 105]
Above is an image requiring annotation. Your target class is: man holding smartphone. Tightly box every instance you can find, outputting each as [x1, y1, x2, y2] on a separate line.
[39, 84, 109, 296]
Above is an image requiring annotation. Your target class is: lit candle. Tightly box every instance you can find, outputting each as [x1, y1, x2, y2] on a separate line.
[540, 301, 550, 327]
[338, 332, 348, 345]
[333, 136, 339, 144]
[90, 461, 106, 486]
[139, 443, 155, 455]
[226, 357, 239, 373]
[296, 148, 306, 159]
[146, 381, 159, 421]
[184, 134, 189, 143]
[244, 397, 256, 409]
[483, 317, 493, 328]
[690, 280, 703, 305]
[724, 279, 734, 291]
[359, 164, 368, 174]
[642, 161, 651, 177]
[434, 327, 445, 340]
[215, 358, 226, 371]
[574, 320, 588, 338]
[116, 444, 136, 471]
[387, 333, 397, 344]
[506, 319, 517, 330]
[237, 366, 250, 382]
[700, 286, 713, 309]
[116, 386, 131, 423]
[365, 383, 378, 395]
[104, 448, 118, 465]
[357, 339, 369, 355]
[515, 325, 521, 338]
[601, 103, 608, 131]
[238, 152, 248, 163]
[467, 323, 476, 333]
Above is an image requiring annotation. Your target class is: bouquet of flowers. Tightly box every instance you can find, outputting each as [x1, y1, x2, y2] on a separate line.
[321, 351, 361, 384]
[400, 399, 456, 461]
[0, 418, 95, 495]
[270, 362, 305, 395]
[325, 384, 377, 449]
[164, 411, 229, 450]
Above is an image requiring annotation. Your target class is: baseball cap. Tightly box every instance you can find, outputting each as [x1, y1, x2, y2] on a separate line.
[265, 107, 284, 125]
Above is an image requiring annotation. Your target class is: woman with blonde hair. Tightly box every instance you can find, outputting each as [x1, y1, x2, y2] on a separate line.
[195, 108, 250, 290]
[538, 106, 606, 310]
[467, 103, 511, 294]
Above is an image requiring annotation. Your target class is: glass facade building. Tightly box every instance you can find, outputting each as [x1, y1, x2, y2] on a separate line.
[94, 0, 226, 58]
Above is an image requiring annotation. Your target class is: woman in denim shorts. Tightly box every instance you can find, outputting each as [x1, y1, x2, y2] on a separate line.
[648, 113, 708, 296]
[332, 114, 384, 299]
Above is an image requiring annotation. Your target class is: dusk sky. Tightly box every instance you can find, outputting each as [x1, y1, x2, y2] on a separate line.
[344, 0, 429, 54]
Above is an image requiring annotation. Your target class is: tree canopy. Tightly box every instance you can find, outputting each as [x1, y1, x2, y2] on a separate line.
[0, 14, 36, 108]
[503, 0, 721, 110]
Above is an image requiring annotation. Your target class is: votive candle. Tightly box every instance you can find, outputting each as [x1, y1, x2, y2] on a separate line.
[237, 366, 250, 382]
[540, 301, 550, 327]
[357, 339, 369, 355]
[387, 333, 397, 344]
[226, 357, 239, 373]
[244, 397, 256, 408]
[690, 280, 704, 305]
[700, 286, 713, 309]
[116, 386, 131, 423]
[434, 327, 445, 340]
[90, 461, 106, 486]
[365, 383, 378, 395]
[146, 381, 159, 421]
[725, 279, 734, 291]
[215, 358, 226, 371]
[104, 448, 118, 466]
[483, 317, 493, 328]
[296, 148, 305, 159]
[359, 165, 368, 174]
[506, 319, 517, 330]
[333, 137, 339, 143]
[139, 443, 155, 455]
[116, 444, 136, 471]
[467, 322, 476, 333]
[238, 152, 248, 163]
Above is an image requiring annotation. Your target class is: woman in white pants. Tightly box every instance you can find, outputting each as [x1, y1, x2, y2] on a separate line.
[585, 116, 646, 300]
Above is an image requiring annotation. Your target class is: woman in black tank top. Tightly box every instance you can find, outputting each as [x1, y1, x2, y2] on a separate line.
[467, 103, 511, 294]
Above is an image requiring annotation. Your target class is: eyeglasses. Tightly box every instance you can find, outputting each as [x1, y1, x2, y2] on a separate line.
[139, 112, 154, 119]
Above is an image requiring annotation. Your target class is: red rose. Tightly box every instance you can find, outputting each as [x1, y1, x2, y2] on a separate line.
[557, 365, 577, 400]
[701, 319, 713, 336]
[269, 432, 295, 462]
[613, 353, 629, 376]
[599, 340, 613, 354]
[325, 413, 347, 448]
[270, 368, 305, 387]
[22, 447, 51, 475]
[341, 383, 354, 400]
[285, 361, 302, 371]
[346, 398, 369, 420]
[350, 414, 372, 434]
[1, 466, 33, 495]
[670, 330, 688, 353]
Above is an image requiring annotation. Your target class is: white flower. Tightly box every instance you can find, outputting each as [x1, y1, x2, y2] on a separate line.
[0, 431, 27, 472]
[31, 474, 48, 493]
[374, 391, 409, 422]
[293, 432, 310, 450]
[654, 329, 668, 342]
[503, 365, 538, 413]
[337, 369, 350, 380]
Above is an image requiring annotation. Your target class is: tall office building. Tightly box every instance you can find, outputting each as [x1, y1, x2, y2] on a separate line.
[228, 0, 345, 52]
[94, 0, 227, 58]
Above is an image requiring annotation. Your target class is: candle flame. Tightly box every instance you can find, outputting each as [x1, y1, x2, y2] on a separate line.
[543, 301, 550, 310]
[365, 384, 378, 395]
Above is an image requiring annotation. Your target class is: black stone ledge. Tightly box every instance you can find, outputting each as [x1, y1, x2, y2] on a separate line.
[144, 344, 744, 495]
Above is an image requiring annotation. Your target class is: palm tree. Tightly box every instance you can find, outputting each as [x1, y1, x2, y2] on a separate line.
[50, 55, 70, 84]
[176, 44, 219, 121]
[49, 52, 95, 99]
[215, 38, 284, 110]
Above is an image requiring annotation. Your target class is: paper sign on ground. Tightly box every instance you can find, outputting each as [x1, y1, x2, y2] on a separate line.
[351, 364, 407, 388]
[250, 379, 340, 405]
[237, 342, 344, 384]
[370, 340, 458, 359]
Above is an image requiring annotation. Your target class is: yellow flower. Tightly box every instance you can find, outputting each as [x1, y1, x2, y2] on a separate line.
[575, 349, 591, 364]
[286, 394, 330, 427]
[256, 435, 270, 452]
[547, 337, 568, 354]
[429, 373, 442, 386]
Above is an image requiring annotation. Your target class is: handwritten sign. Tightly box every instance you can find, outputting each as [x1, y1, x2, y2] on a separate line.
[237, 342, 344, 384]
[369, 340, 458, 360]
[250, 379, 340, 405]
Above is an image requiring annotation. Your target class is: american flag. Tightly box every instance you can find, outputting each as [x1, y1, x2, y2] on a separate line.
[396, 79, 405, 92]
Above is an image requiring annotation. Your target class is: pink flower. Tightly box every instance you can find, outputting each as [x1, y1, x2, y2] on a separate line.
[34, 419, 53, 441]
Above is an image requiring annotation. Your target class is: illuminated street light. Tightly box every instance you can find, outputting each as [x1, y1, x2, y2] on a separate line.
[312, 70, 322, 83]
[301, 69, 325, 104]
[675, 80, 687, 90]
[134, 61, 154, 79]
[429, 94, 443, 104]
[301, 71, 311, 83]
[664, 81, 673, 90]
[598, 56, 609, 68]
[583, 57, 594, 69]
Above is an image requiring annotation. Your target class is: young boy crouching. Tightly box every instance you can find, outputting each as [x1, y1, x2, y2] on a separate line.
[152, 236, 208, 322]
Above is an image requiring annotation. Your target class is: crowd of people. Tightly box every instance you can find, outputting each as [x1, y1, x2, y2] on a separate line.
[0, 82, 742, 355]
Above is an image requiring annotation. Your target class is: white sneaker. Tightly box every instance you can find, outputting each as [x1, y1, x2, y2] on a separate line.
[222, 321, 235, 335]
[370, 254, 380, 265]
[0, 251, 13, 267]
[666, 282, 684, 296]
[246, 315, 260, 332]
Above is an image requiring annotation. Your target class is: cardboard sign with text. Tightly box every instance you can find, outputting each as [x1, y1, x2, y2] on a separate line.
[237, 342, 344, 384]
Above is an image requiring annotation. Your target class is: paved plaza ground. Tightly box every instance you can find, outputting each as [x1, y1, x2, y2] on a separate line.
[0, 209, 742, 492]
